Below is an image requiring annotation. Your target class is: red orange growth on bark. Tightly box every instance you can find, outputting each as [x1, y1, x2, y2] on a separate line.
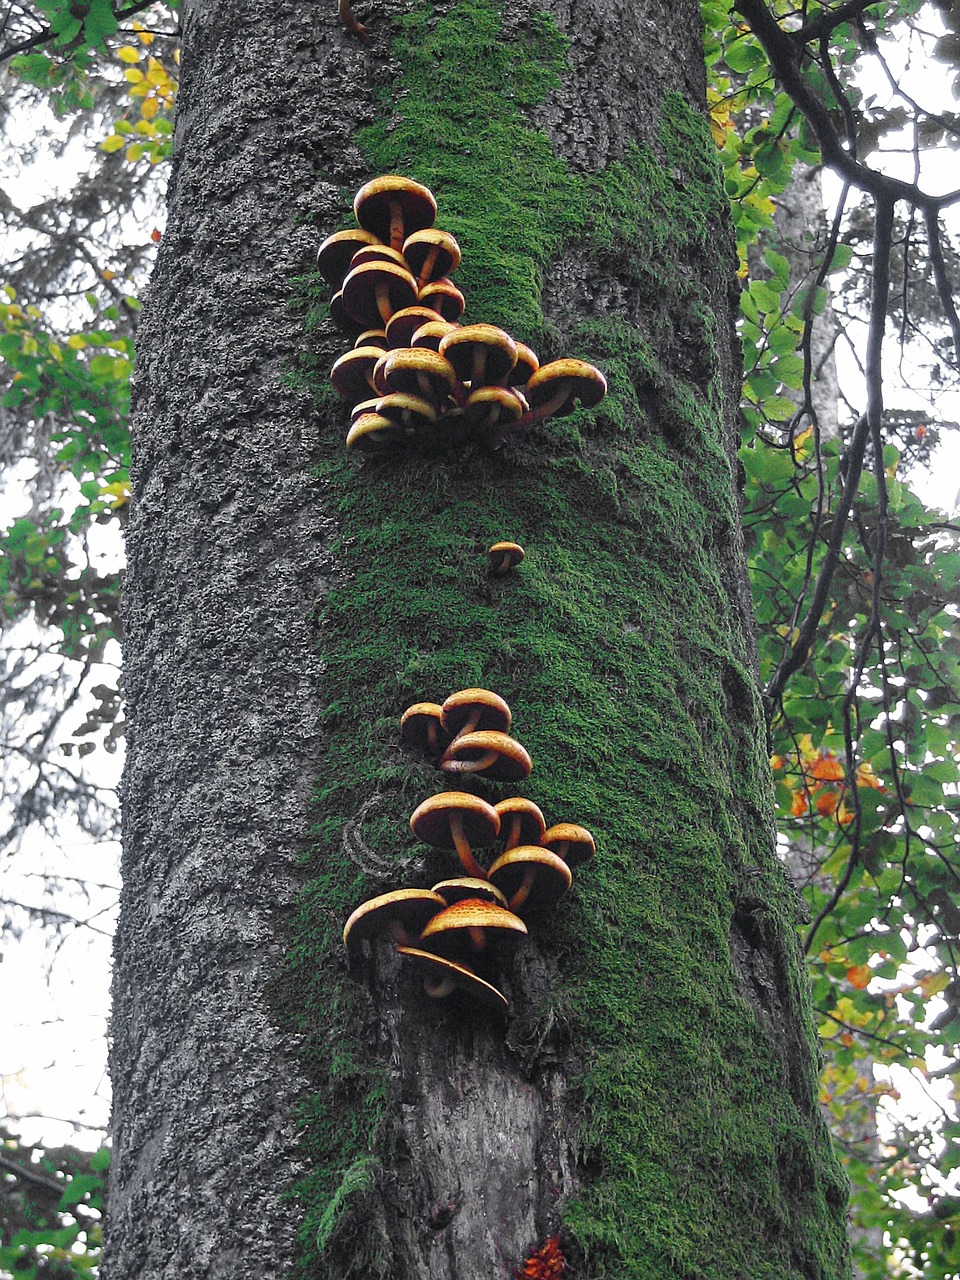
[515, 1234, 565, 1279]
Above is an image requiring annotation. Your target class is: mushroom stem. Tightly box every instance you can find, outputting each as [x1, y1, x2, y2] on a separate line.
[423, 974, 457, 998]
[415, 246, 440, 290]
[442, 749, 500, 775]
[470, 347, 489, 388]
[388, 921, 416, 947]
[388, 200, 405, 252]
[449, 813, 488, 880]
[374, 282, 393, 325]
[503, 815, 522, 848]
[508, 868, 537, 912]
[467, 926, 487, 951]
[551, 839, 571, 861]
[514, 381, 571, 431]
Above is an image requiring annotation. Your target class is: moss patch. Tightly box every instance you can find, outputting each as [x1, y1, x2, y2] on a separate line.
[283, 3, 850, 1277]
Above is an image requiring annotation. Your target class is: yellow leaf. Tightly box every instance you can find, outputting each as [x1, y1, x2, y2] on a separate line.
[146, 58, 168, 86]
[22, 335, 38, 355]
[135, 119, 157, 135]
[124, 67, 145, 83]
[66, 335, 87, 350]
[99, 481, 130, 509]
[919, 971, 950, 997]
[48, 342, 63, 362]
[102, 269, 116, 281]
[125, 143, 145, 163]
[102, 133, 126, 153]
[140, 96, 159, 120]
[117, 45, 141, 63]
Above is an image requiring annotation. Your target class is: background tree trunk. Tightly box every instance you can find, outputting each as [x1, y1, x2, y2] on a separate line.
[106, 1, 853, 1277]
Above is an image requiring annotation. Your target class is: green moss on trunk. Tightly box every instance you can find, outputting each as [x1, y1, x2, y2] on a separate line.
[283, 3, 850, 1276]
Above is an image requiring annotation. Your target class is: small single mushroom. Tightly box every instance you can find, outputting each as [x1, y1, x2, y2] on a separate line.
[396, 945, 508, 1009]
[354, 175, 437, 253]
[330, 345, 386, 403]
[431, 878, 509, 908]
[355, 328, 388, 350]
[400, 701, 450, 756]
[349, 244, 410, 271]
[329, 288, 360, 335]
[343, 888, 447, 951]
[494, 797, 545, 849]
[509, 343, 540, 387]
[384, 306, 445, 350]
[418, 278, 465, 323]
[350, 396, 381, 422]
[342, 259, 419, 329]
[464, 385, 524, 436]
[410, 790, 501, 880]
[441, 688, 512, 739]
[380, 348, 458, 406]
[345, 411, 406, 452]
[440, 730, 532, 783]
[411, 319, 460, 352]
[376, 391, 438, 435]
[419, 897, 528, 956]
[440, 324, 518, 389]
[402, 228, 462, 289]
[518, 358, 607, 429]
[488, 541, 525, 577]
[487, 846, 572, 915]
[540, 822, 596, 868]
[317, 228, 381, 289]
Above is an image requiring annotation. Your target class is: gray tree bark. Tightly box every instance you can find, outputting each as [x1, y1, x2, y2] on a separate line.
[105, 1, 852, 1277]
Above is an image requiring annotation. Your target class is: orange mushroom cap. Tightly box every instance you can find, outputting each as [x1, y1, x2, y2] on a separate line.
[487, 847, 572, 914]
[488, 541, 525, 576]
[343, 888, 447, 951]
[441, 688, 512, 738]
[400, 702, 450, 756]
[541, 822, 596, 868]
[345, 412, 405, 452]
[418, 278, 465, 323]
[419, 898, 528, 955]
[354, 175, 437, 251]
[440, 730, 532, 783]
[317, 228, 381, 288]
[396, 945, 508, 1009]
[431, 878, 509, 908]
[494, 796, 545, 848]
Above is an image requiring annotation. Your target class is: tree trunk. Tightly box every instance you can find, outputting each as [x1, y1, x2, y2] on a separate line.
[105, 1, 852, 1278]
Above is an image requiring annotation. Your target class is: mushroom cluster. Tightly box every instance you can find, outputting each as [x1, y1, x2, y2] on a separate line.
[343, 687, 595, 1011]
[318, 175, 608, 453]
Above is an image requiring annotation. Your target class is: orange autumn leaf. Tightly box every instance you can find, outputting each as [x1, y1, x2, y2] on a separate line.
[847, 965, 871, 989]
[815, 790, 840, 816]
[770, 754, 785, 770]
[811, 754, 845, 782]
[840, 1031, 855, 1047]
[791, 790, 808, 817]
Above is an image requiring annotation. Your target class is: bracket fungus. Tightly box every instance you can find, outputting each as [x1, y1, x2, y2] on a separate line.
[318, 177, 607, 454]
